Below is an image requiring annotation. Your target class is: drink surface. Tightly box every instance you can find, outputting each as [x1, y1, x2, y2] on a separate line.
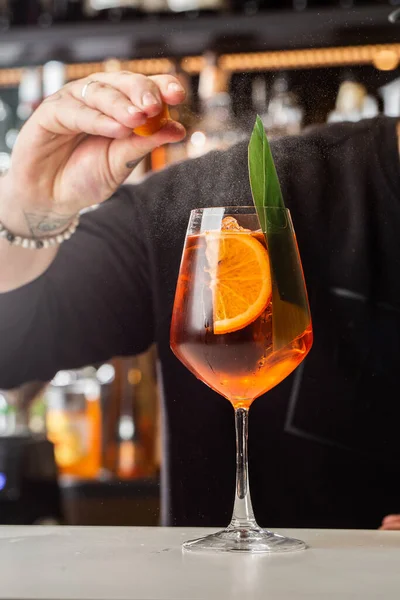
[170, 230, 312, 408]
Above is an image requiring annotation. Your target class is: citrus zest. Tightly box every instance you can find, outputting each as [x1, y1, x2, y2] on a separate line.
[133, 103, 170, 137]
[205, 231, 271, 335]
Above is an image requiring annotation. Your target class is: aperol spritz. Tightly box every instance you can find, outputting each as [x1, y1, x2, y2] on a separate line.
[170, 206, 312, 552]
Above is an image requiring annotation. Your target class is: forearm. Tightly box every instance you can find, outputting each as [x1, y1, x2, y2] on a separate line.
[0, 176, 74, 293]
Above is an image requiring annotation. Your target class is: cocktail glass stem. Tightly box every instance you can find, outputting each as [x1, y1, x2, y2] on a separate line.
[182, 399, 307, 551]
[229, 406, 258, 530]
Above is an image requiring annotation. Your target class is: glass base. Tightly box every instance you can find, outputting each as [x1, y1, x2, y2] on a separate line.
[183, 526, 307, 554]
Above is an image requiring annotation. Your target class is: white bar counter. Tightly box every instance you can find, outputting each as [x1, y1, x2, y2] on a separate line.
[1, 526, 399, 599]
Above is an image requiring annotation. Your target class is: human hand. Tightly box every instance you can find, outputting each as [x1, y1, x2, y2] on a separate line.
[379, 515, 400, 530]
[0, 71, 186, 236]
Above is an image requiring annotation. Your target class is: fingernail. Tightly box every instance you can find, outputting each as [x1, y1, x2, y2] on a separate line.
[168, 82, 184, 94]
[142, 92, 159, 107]
[127, 105, 143, 115]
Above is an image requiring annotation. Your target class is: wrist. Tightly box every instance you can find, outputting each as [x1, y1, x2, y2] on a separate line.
[0, 214, 80, 249]
[0, 174, 76, 239]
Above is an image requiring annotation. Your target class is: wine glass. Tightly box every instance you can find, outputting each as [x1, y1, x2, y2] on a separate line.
[170, 206, 313, 553]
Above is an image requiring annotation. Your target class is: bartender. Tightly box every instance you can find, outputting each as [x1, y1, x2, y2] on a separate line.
[0, 66, 399, 530]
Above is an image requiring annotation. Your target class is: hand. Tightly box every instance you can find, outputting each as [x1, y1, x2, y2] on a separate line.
[1, 71, 186, 236]
[379, 515, 400, 530]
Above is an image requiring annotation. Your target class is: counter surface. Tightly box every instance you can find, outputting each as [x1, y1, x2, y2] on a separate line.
[1, 526, 399, 599]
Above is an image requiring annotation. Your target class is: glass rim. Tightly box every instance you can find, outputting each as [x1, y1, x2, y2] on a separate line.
[190, 206, 291, 214]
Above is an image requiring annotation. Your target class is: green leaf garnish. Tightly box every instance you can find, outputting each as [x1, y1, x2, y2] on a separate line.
[248, 116, 310, 348]
[248, 115, 285, 232]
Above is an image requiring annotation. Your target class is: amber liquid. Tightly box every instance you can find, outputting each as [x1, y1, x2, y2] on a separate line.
[170, 233, 313, 408]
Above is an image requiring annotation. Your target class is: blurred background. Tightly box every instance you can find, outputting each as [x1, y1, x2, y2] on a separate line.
[0, 0, 399, 526]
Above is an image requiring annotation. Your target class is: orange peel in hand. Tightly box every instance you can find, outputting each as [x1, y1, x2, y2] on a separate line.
[133, 103, 171, 137]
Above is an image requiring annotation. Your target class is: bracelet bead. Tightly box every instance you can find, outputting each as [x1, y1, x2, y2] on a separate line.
[0, 214, 80, 249]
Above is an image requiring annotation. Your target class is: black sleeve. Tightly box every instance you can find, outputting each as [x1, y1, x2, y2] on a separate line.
[0, 186, 153, 389]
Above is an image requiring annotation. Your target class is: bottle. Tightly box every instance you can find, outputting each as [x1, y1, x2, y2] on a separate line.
[43, 61, 66, 98]
[0, 392, 16, 436]
[264, 74, 303, 138]
[116, 358, 141, 479]
[83, 0, 140, 22]
[327, 77, 367, 123]
[165, 0, 227, 14]
[115, 353, 158, 479]
[45, 368, 102, 479]
[379, 77, 400, 118]
[187, 52, 245, 159]
[138, 0, 167, 13]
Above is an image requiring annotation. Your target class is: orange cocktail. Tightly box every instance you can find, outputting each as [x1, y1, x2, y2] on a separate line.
[171, 220, 312, 408]
[170, 207, 312, 553]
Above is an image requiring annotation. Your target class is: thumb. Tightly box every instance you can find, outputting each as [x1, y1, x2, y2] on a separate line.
[109, 120, 186, 182]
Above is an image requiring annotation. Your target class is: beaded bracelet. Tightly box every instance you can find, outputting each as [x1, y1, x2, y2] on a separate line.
[0, 214, 80, 249]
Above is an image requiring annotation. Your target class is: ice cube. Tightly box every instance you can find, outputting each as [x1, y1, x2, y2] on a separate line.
[221, 216, 249, 231]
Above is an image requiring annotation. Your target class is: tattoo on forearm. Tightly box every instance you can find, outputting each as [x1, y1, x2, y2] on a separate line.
[125, 159, 140, 170]
[23, 210, 75, 237]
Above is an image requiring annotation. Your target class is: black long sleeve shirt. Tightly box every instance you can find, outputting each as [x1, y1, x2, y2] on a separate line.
[1, 116, 400, 528]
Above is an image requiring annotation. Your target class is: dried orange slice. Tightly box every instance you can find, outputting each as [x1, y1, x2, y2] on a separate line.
[205, 231, 272, 335]
[133, 103, 170, 137]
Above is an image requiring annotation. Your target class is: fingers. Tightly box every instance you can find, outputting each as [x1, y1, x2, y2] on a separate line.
[31, 71, 187, 144]
[69, 81, 148, 130]
[148, 75, 187, 105]
[70, 72, 186, 117]
[109, 119, 186, 182]
[380, 515, 400, 530]
[37, 93, 133, 139]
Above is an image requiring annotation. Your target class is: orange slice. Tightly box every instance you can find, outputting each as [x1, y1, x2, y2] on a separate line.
[133, 103, 170, 137]
[205, 231, 272, 335]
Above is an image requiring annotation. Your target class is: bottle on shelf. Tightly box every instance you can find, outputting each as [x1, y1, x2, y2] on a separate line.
[83, 0, 140, 22]
[165, 0, 227, 14]
[187, 51, 245, 159]
[0, 392, 16, 435]
[327, 75, 377, 123]
[116, 358, 141, 479]
[137, 0, 227, 16]
[263, 73, 303, 138]
[43, 60, 66, 98]
[44, 367, 102, 479]
[138, 0, 168, 13]
[379, 77, 400, 118]
[106, 353, 158, 480]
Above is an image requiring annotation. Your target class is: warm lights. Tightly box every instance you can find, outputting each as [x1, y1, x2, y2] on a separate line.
[0, 44, 399, 87]
[189, 131, 207, 148]
[372, 50, 399, 72]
